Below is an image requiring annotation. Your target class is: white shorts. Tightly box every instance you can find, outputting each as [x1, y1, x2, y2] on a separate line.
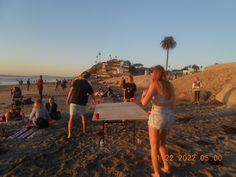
[70, 103, 86, 116]
[148, 107, 174, 130]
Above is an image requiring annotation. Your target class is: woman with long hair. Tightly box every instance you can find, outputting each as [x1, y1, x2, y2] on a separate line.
[141, 65, 175, 177]
[29, 99, 50, 127]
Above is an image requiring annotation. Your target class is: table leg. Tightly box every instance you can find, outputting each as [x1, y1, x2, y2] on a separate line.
[133, 121, 136, 145]
[102, 121, 105, 142]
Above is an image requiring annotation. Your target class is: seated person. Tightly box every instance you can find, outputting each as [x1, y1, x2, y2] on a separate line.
[11, 86, 22, 99]
[2, 105, 22, 123]
[11, 86, 23, 106]
[94, 87, 104, 97]
[45, 97, 61, 120]
[29, 99, 50, 128]
[104, 86, 114, 98]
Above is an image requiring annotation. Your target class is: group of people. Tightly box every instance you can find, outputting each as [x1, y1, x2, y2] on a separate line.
[1, 66, 203, 177]
[15, 79, 31, 91]
[65, 66, 203, 176]
[28, 97, 61, 128]
[1, 97, 61, 125]
[55, 79, 68, 91]
[13, 76, 68, 102]
[94, 86, 116, 98]
[64, 66, 175, 177]
[94, 75, 137, 101]
[1, 105, 23, 123]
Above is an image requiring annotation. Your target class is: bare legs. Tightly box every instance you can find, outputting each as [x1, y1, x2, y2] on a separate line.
[149, 126, 161, 177]
[67, 114, 87, 138]
[149, 127, 169, 177]
[4, 112, 13, 123]
[159, 130, 170, 173]
[67, 114, 74, 138]
[81, 115, 86, 133]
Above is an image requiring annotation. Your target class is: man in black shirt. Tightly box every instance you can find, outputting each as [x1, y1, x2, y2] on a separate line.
[45, 97, 61, 120]
[123, 75, 137, 102]
[66, 72, 95, 138]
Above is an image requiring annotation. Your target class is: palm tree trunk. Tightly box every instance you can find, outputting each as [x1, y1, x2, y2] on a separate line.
[166, 49, 169, 71]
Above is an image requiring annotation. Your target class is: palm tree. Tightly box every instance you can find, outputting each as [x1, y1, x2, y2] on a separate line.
[160, 36, 177, 71]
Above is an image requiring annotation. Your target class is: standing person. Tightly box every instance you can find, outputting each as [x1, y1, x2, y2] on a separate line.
[61, 79, 67, 92]
[192, 76, 202, 105]
[141, 65, 175, 177]
[120, 76, 126, 88]
[123, 75, 137, 102]
[37, 75, 44, 101]
[66, 72, 95, 138]
[27, 79, 30, 91]
[19, 80, 23, 86]
[55, 79, 59, 90]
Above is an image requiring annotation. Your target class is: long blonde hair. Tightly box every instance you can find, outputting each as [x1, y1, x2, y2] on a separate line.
[151, 65, 175, 100]
[33, 99, 43, 110]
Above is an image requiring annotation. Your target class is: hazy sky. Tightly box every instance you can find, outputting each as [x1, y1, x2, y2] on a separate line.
[0, 0, 235, 76]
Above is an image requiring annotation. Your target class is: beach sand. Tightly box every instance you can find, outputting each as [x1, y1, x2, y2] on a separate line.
[0, 82, 236, 177]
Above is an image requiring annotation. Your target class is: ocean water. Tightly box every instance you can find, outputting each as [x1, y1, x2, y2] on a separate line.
[0, 75, 69, 86]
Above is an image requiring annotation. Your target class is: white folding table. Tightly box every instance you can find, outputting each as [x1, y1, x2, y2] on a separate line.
[92, 102, 148, 144]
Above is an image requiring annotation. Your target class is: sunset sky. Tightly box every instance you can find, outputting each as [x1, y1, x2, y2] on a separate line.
[0, 0, 235, 76]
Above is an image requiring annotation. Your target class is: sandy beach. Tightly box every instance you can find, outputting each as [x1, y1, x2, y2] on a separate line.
[0, 78, 235, 177]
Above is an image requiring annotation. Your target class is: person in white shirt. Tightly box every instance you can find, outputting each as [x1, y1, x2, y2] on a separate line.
[192, 76, 202, 105]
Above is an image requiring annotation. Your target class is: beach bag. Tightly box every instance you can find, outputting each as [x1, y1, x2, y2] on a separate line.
[35, 118, 49, 129]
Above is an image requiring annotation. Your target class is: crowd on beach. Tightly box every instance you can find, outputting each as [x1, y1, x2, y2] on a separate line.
[0, 66, 204, 177]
